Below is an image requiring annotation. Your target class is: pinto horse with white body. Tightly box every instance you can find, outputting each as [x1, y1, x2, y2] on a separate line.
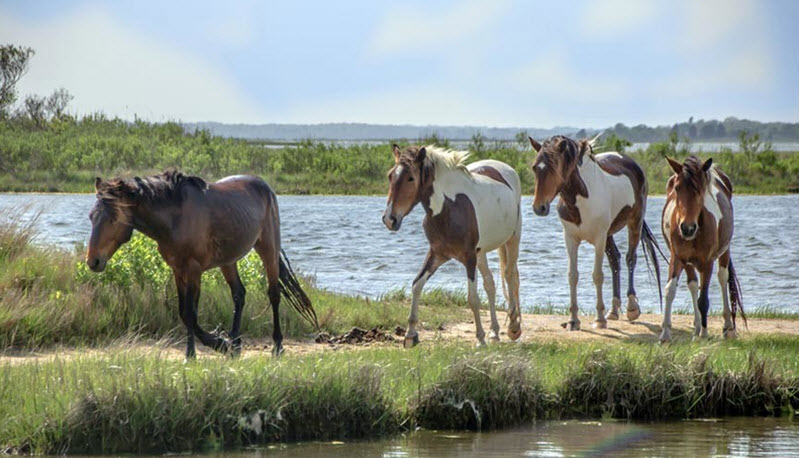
[659, 156, 744, 342]
[529, 136, 662, 331]
[383, 145, 523, 347]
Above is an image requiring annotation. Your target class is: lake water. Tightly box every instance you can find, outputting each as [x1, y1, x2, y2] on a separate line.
[114, 418, 798, 457]
[0, 194, 797, 314]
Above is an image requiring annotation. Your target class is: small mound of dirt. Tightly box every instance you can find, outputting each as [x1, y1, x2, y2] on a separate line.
[315, 327, 395, 345]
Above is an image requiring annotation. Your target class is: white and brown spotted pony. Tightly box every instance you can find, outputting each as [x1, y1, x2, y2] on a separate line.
[529, 135, 662, 331]
[382, 144, 523, 347]
[659, 156, 744, 342]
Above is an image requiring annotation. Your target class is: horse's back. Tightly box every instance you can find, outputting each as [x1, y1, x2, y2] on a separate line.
[468, 159, 522, 197]
[465, 160, 521, 251]
[595, 152, 647, 194]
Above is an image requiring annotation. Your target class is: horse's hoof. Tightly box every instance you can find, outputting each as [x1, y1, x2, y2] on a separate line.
[659, 328, 671, 343]
[489, 332, 501, 343]
[565, 320, 581, 331]
[606, 311, 620, 321]
[626, 308, 641, 322]
[272, 345, 284, 358]
[593, 319, 607, 330]
[626, 295, 640, 321]
[723, 328, 738, 339]
[476, 339, 487, 348]
[507, 326, 522, 341]
[403, 334, 419, 349]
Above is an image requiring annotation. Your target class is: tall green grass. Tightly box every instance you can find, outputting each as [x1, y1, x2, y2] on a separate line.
[0, 117, 796, 194]
[0, 337, 796, 454]
[0, 219, 468, 350]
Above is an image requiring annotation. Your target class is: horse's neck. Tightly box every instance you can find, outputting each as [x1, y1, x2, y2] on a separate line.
[424, 167, 470, 216]
[131, 203, 172, 243]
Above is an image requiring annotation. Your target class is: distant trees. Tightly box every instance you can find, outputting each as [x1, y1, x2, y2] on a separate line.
[0, 45, 35, 118]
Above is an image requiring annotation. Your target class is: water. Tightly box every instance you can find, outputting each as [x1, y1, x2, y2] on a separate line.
[114, 418, 798, 457]
[0, 194, 797, 314]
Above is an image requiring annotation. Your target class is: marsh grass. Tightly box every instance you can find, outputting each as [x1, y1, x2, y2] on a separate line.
[0, 336, 796, 454]
[0, 222, 467, 350]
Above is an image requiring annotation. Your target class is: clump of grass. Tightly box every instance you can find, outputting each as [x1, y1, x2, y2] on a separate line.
[413, 354, 549, 430]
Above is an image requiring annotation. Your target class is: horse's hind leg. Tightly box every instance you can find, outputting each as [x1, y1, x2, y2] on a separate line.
[221, 263, 246, 355]
[625, 223, 642, 321]
[605, 235, 622, 320]
[477, 253, 499, 342]
[255, 236, 283, 357]
[718, 251, 737, 339]
[501, 232, 522, 340]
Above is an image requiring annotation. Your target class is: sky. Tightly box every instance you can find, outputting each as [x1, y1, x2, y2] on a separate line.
[1, 0, 797, 128]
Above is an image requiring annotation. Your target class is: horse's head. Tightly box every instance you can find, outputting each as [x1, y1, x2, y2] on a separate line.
[383, 144, 429, 231]
[666, 156, 713, 241]
[529, 136, 589, 216]
[86, 177, 135, 272]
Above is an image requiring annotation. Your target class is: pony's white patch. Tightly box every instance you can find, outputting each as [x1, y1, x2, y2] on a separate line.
[426, 146, 521, 252]
[395, 166, 404, 177]
[703, 168, 724, 224]
[536, 162, 546, 171]
[563, 153, 635, 244]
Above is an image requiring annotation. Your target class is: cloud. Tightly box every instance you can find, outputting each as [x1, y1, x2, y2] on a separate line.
[579, 0, 659, 39]
[679, 0, 756, 49]
[367, 0, 510, 57]
[506, 52, 626, 104]
[0, 6, 263, 122]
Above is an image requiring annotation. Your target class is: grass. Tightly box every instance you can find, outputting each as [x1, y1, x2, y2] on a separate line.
[0, 336, 796, 454]
[0, 117, 796, 195]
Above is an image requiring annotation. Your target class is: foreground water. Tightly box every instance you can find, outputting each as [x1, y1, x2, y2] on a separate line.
[0, 194, 797, 314]
[109, 418, 797, 457]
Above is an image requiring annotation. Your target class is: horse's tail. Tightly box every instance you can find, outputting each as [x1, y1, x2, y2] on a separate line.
[279, 249, 319, 331]
[728, 259, 746, 329]
[640, 220, 665, 310]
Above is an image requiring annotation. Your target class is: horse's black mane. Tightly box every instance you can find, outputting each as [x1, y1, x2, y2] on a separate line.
[540, 135, 583, 166]
[98, 170, 207, 208]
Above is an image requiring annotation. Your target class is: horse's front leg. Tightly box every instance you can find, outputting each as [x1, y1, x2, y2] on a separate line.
[564, 234, 581, 331]
[592, 237, 607, 329]
[221, 263, 246, 355]
[173, 272, 195, 360]
[465, 254, 486, 346]
[405, 250, 446, 348]
[659, 256, 684, 343]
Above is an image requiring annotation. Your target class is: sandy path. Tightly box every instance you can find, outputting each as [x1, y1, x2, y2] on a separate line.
[1, 312, 796, 365]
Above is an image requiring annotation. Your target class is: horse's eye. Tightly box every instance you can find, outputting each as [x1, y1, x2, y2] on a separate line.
[408, 176, 414, 182]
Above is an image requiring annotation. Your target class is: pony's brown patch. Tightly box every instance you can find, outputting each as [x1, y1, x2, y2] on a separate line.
[471, 165, 512, 189]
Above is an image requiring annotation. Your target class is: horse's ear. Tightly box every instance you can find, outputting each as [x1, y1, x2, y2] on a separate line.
[702, 158, 713, 172]
[529, 137, 541, 152]
[666, 157, 683, 175]
[94, 177, 102, 192]
[392, 144, 401, 162]
[416, 147, 427, 163]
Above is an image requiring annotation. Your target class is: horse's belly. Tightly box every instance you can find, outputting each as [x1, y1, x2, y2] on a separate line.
[474, 191, 519, 251]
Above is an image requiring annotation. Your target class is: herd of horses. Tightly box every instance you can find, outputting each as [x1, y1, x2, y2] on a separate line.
[85, 135, 744, 358]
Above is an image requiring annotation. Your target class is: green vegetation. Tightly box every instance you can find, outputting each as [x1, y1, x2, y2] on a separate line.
[1, 337, 796, 454]
[0, 117, 796, 194]
[0, 217, 469, 350]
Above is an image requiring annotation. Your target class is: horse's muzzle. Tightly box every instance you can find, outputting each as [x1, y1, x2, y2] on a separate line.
[533, 202, 550, 217]
[86, 256, 107, 272]
[383, 213, 402, 231]
[680, 222, 698, 240]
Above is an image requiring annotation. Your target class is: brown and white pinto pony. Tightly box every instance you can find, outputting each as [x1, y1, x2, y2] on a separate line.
[86, 171, 318, 359]
[659, 156, 744, 342]
[383, 145, 523, 347]
[529, 136, 662, 331]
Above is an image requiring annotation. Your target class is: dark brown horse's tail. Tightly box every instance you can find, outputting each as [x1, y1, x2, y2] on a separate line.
[728, 259, 746, 329]
[279, 249, 319, 331]
[640, 220, 664, 310]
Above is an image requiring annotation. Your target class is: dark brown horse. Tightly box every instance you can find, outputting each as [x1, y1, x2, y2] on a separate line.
[529, 136, 663, 331]
[86, 171, 318, 358]
[659, 156, 744, 342]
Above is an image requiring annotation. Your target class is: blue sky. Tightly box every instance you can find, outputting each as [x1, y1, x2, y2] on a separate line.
[1, 0, 797, 127]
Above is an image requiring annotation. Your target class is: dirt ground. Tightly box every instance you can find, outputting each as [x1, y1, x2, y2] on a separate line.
[1, 311, 796, 365]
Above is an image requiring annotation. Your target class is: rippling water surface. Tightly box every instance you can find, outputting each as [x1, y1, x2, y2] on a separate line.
[0, 194, 797, 314]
